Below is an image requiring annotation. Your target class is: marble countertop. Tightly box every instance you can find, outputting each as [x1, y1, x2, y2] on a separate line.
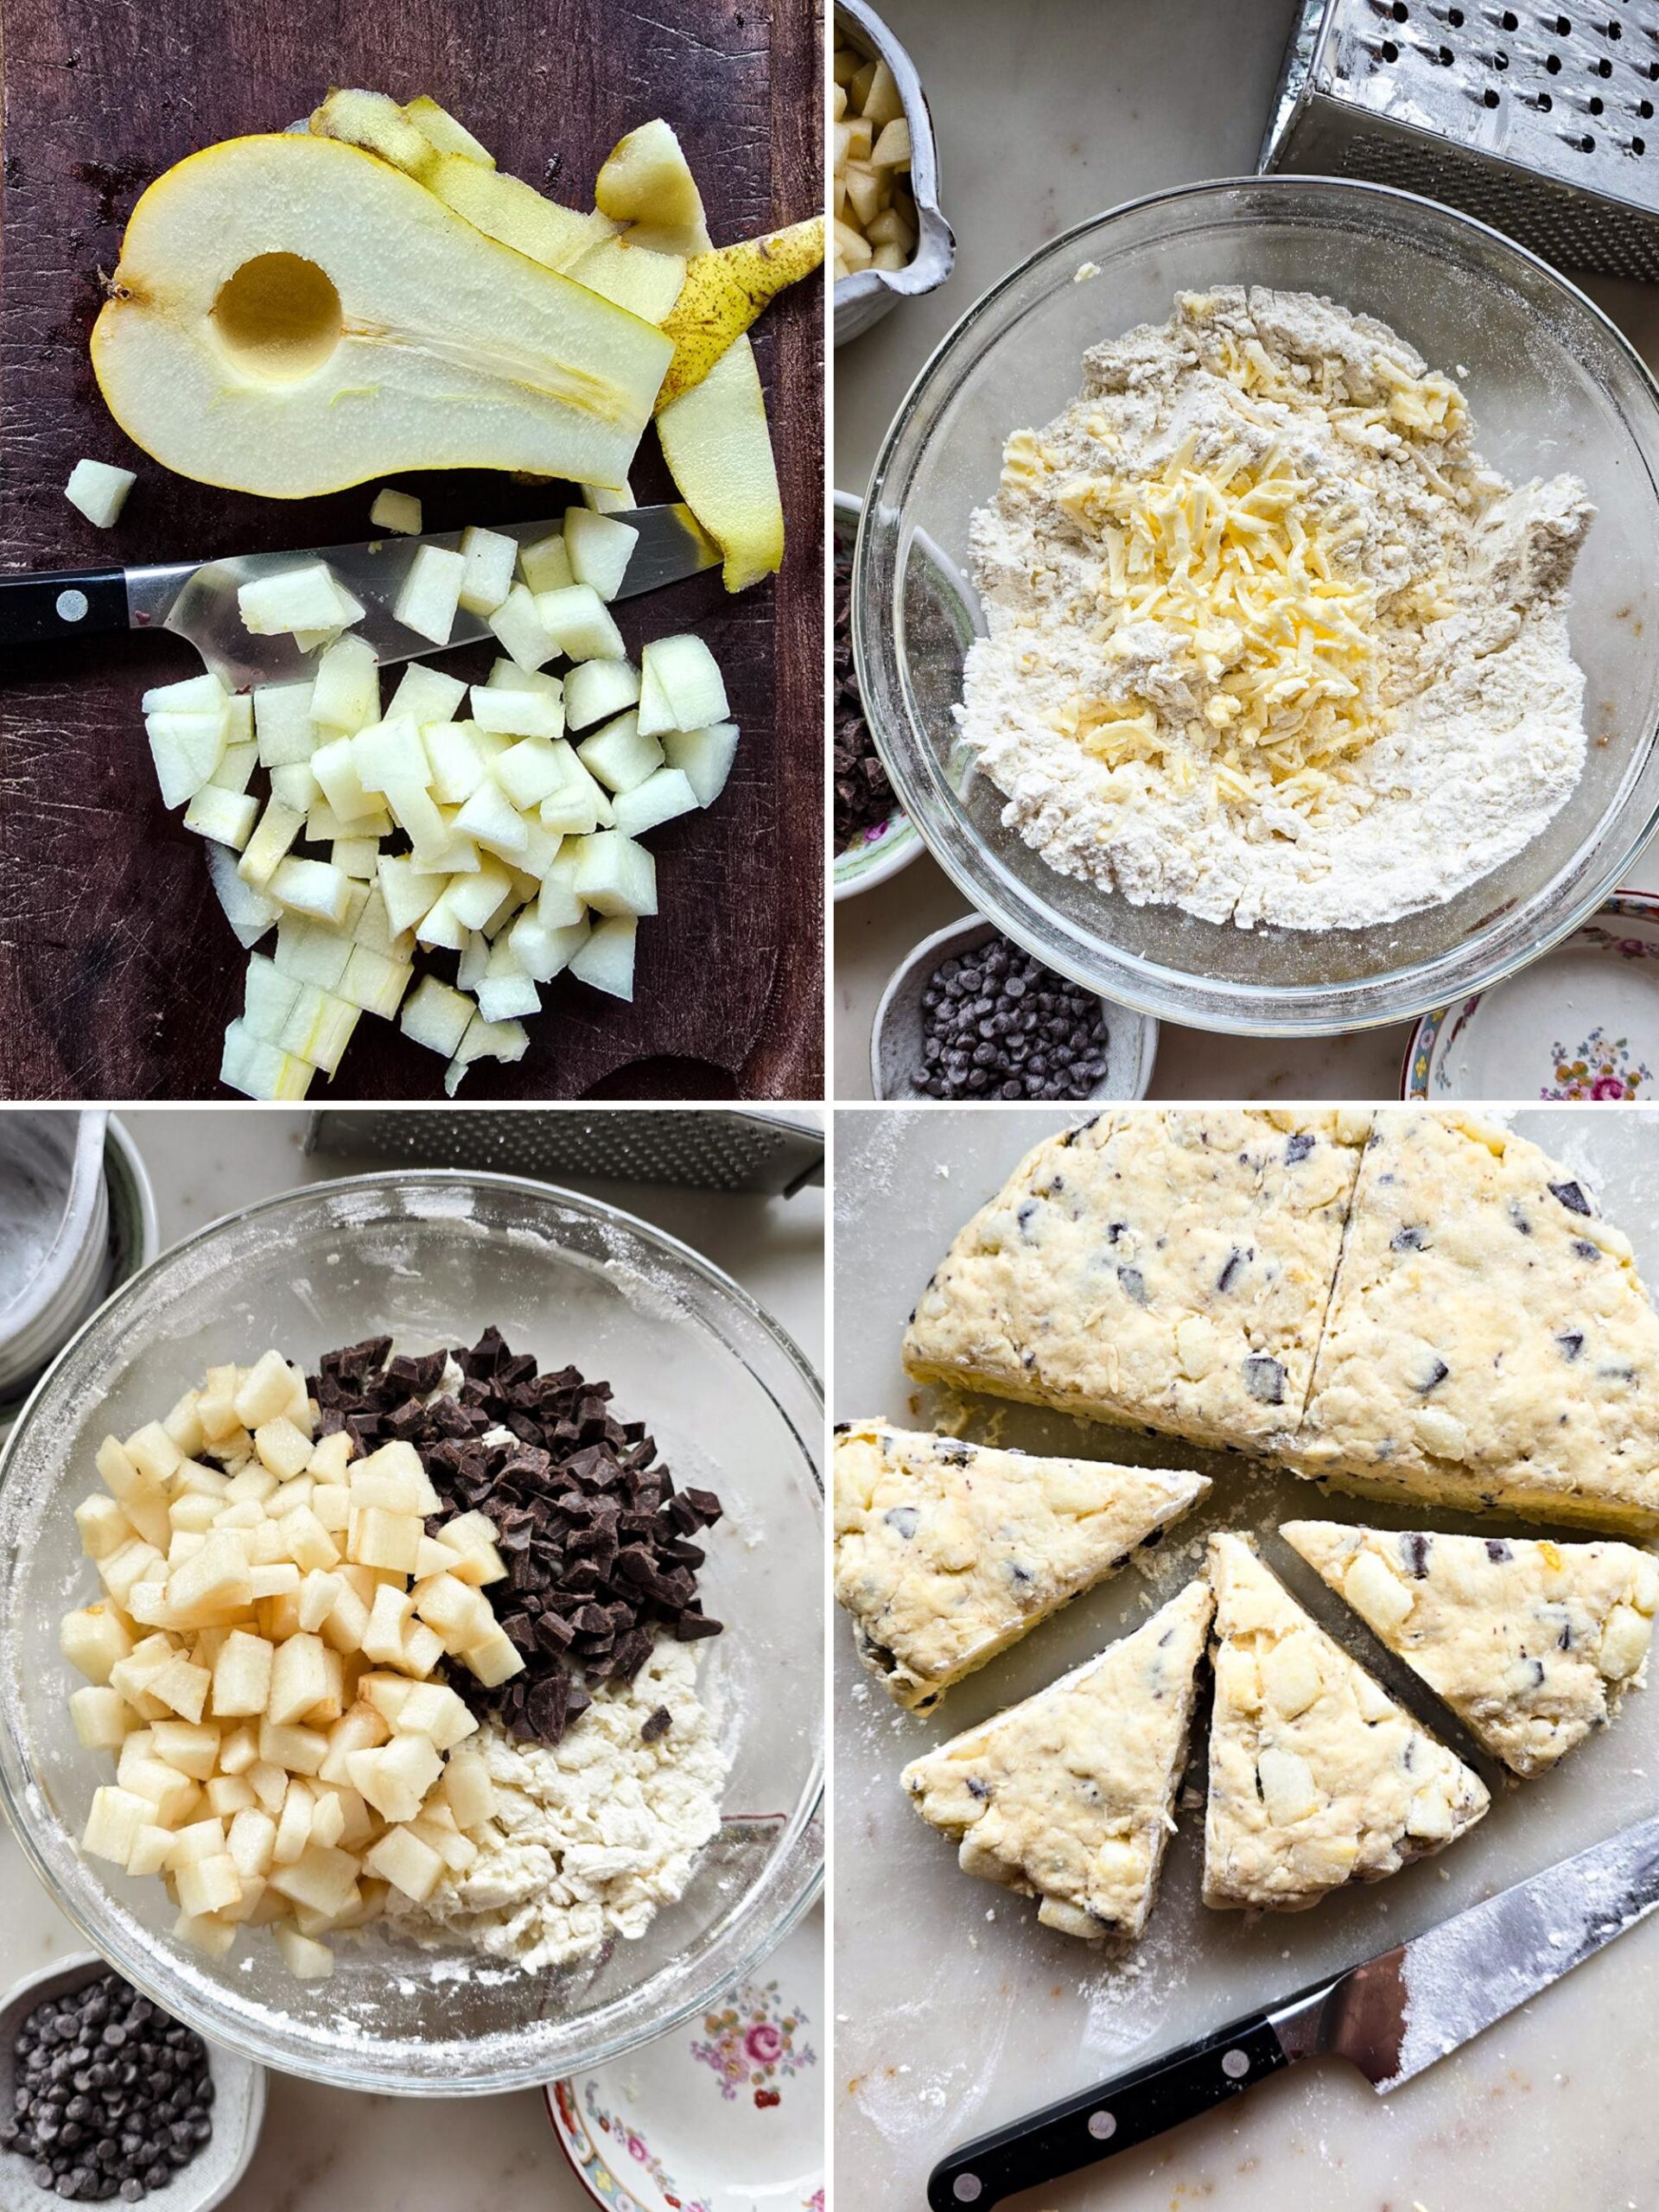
[834, 1107, 1659, 2212]
[832, 0, 1659, 1101]
[0, 1109, 824, 2212]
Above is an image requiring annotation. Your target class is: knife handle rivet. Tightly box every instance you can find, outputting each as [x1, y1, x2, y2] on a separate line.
[952, 2174, 982, 2202]
[55, 588, 89, 623]
[1087, 2110, 1117, 2140]
[1221, 2050, 1250, 2080]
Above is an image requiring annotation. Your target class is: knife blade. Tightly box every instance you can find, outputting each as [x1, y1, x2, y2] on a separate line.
[928, 1809, 1659, 2210]
[0, 502, 720, 689]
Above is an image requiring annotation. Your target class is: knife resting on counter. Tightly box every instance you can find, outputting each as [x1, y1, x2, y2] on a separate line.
[928, 1808, 1659, 2209]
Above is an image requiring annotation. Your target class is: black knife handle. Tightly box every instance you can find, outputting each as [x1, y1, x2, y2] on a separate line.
[927, 2011, 1287, 2209]
[0, 567, 130, 647]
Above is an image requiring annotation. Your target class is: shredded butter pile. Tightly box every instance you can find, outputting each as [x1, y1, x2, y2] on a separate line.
[1004, 334, 1468, 806]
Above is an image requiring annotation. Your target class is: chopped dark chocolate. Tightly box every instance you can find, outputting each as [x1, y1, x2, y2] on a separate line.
[314, 1326, 726, 1752]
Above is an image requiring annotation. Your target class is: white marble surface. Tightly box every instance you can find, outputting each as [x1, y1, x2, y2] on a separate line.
[0, 1107, 824, 2212]
[831, 0, 1659, 1101]
[834, 1106, 1659, 2212]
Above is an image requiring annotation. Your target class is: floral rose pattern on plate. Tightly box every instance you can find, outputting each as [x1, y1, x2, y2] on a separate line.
[690, 1978, 818, 2107]
[579, 2080, 713, 2212]
[1545, 1024, 1655, 1102]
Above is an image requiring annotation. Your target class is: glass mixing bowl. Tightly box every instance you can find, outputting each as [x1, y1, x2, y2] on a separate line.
[0, 1173, 823, 2094]
[854, 175, 1659, 1034]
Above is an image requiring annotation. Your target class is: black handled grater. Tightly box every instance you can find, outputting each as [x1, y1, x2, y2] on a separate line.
[1262, 1, 1659, 278]
[304, 1109, 824, 1197]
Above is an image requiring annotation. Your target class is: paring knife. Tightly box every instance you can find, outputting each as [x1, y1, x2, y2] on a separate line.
[0, 503, 720, 690]
[928, 1809, 1659, 2209]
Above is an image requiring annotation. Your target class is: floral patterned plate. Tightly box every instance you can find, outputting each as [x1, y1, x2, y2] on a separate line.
[1404, 892, 1659, 1102]
[544, 1905, 823, 2212]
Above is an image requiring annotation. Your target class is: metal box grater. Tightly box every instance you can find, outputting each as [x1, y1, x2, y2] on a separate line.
[304, 1109, 824, 1197]
[1261, 1, 1659, 279]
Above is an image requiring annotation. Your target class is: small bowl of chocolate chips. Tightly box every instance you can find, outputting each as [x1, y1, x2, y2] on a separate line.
[833, 493, 921, 901]
[873, 914, 1159, 1101]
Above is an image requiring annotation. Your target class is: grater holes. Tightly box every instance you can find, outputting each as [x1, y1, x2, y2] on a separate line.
[1483, 84, 1501, 103]
[1546, 51, 1562, 71]
[1594, 54, 1614, 75]
[1634, 135, 1647, 153]
[1497, 6, 1516, 23]
[1382, 36, 1400, 58]
[1390, 0, 1408, 16]
[1591, 93, 1605, 111]
[1640, 98, 1654, 117]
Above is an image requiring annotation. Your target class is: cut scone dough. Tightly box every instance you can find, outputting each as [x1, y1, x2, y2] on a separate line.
[833, 1421, 1211, 1710]
[1289, 1111, 1659, 1533]
[1283, 1519, 1659, 1779]
[901, 1579, 1213, 1941]
[1203, 1533, 1488, 1911]
[902, 1109, 1368, 1452]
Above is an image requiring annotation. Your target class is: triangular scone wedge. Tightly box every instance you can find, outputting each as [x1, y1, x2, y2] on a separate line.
[1203, 1534, 1488, 1911]
[1283, 1520, 1659, 1779]
[834, 1420, 1210, 1709]
[902, 1109, 1368, 1452]
[1289, 1110, 1659, 1533]
[901, 1580, 1213, 1941]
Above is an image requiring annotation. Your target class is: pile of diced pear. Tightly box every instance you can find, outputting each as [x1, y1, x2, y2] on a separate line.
[146, 501, 739, 1099]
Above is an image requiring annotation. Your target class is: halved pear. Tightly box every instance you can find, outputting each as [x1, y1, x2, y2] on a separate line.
[92, 134, 673, 499]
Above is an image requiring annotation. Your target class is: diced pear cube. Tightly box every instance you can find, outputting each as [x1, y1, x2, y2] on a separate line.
[175, 1853, 244, 1918]
[297, 1571, 344, 1636]
[237, 799, 305, 891]
[83, 1785, 154, 1865]
[66, 457, 137, 527]
[319, 1701, 390, 1785]
[536, 584, 626, 662]
[611, 766, 698, 839]
[320, 1580, 372, 1657]
[563, 505, 639, 601]
[270, 857, 352, 927]
[272, 1779, 315, 1865]
[151, 1719, 220, 1780]
[492, 734, 571, 810]
[453, 777, 530, 862]
[399, 976, 476, 1058]
[168, 1532, 255, 1625]
[347, 1737, 442, 1824]
[267, 1843, 363, 1918]
[252, 680, 317, 768]
[569, 830, 657, 917]
[100, 1538, 167, 1610]
[371, 486, 423, 535]
[402, 1621, 444, 1677]
[576, 711, 663, 795]
[281, 1507, 341, 1574]
[365, 1823, 444, 1903]
[388, 663, 467, 728]
[164, 1815, 227, 1867]
[254, 1416, 314, 1482]
[461, 1624, 524, 1688]
[307, 1430, 354, 1483]
[442, 1747, 497, 1829]
[475, 941, 540, 1025]
[488, 582, 559, 671]
[309, 632, 381, 734]
[126, 1823, 175, 1879]
[309, 734, 383, 826]
[238, 563, 362, 639]
[147, 711, 227, 808]
[664, 721, 740, 808]
[455, 524, 518, 617]
[507, 906, 588, 985]
[149, 1654, 212, 1725]
[247, 1759, 289, 1815]
[570, 913, 637, 1001]
[74, 1495, 133, 1561]
[258, 1719, 329, 1777]
[235, 1352, 296, 1429]
[394, 543, 466, 645]
[249, 1564, 302, 1605]
[267, 1633, 332, 1727]
[471, 685, 565, 741]
[173, 1910, 238, 1960]
[70, 1684, 131, 1751]
[350, 1508, 424, 1576]
[307, 1788, 347, 1850]
[227, 1807, 278, 1882]
[537, 745, 613, 836]
[275, 985, 359, 1077]
[518, 531, 575, 594]
[358, 1675, 415, 1726]
[563, 657, 641, 732]
[359, 1582, 416, 1665]
[391, 1681, 477, 1751]
[124, 1421, 182, 1485]
[205, 1775, 257, 1819]
[409, 1815, 477, 1873]
[144, 672, 227, 717]
[275, 1925, 336, 1980]
[639, 634, 729, 735]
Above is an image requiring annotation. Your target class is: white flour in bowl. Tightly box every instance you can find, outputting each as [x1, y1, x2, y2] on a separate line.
[957, 286, 1593, 931]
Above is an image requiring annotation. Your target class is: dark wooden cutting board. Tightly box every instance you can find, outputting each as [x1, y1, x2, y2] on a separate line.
[0, 0, 823, 1101]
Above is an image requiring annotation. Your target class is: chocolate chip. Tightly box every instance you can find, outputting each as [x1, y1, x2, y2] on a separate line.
[1284, 1133, 1314, 1165]
[1242, 1354, 1285, 1405]
[1549, 1179, 1592, 1216]
[640, 1707, 673, 1742]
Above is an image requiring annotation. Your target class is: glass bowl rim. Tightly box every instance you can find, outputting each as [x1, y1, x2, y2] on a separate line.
[0, 1166, 824, 2094]
[854, 170, 1659, 1036]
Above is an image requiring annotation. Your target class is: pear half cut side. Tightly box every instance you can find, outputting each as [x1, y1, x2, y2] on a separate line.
[92, 135, 674, 499]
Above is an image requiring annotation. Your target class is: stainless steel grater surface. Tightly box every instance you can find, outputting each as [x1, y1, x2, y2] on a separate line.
[1262, 0, 1659, 278]
[305, 1110, 824, 1197]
